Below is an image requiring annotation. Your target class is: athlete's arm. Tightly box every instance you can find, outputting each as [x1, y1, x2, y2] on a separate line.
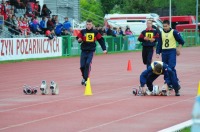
[176, 44, 182, 56]
[150, 31, 159, 42]
[96, 32, 107, 53]
[173, 30, 184, 56]
[173, 30, 185, 45]
[76, 30, 83, 43]
[140, 66, 153, 87]
[156, 32, 162, 58]
[138, 31, 148, 42]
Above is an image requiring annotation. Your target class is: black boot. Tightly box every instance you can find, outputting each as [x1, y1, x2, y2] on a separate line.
[175, 90, 180, 96]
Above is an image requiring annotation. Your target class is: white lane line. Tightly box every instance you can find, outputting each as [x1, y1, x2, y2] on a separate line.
[0, 85, 133, 112]
[78, 97, 194, 132]
[158, 120, 192, 132]
[0, 96, 133, 131]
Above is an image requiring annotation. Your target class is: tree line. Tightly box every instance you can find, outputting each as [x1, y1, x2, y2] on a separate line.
[80, 0, 199, 25]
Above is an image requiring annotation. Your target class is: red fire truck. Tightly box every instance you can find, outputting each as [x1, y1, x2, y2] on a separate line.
[160, 16, 200, 32]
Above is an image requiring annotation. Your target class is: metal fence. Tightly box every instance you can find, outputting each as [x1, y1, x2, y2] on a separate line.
[62, 35, 140, 56]
[61, 31, 200, 56]
[181, 29, 199, 46]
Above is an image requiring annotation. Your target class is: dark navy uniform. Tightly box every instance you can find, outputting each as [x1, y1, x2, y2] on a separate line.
[140, 61, 180, 94]
[156, 29, 184, 82]
[138, 28, 159, 68]
[77, 28, 106, 82]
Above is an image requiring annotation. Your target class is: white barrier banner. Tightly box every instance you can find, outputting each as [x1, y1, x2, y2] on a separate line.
[0, 37, 62, 61]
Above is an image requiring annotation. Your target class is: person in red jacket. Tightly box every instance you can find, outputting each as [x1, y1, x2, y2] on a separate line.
[34, 1, 40, 17]
[77, 19, 107, 85]
[138, 20, 160, 69]
[0, 0, 8, 20]
[19, 18, 30, 35]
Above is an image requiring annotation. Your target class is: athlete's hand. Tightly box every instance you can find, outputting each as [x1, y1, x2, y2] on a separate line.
[150, 38, 155, 42]
[103, 50, 107, 54]
[176, 49, 180, 56]
[144, 37, 149, 41]
[156, 54, 160, 59]
[141, 87, 147, 94]
[78, 38, 82, 42]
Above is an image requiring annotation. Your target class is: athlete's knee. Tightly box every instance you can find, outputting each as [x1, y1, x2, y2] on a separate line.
[85, 63, 90, 68]
[168, 62, 176, 68]
[80, 66, 85, 70]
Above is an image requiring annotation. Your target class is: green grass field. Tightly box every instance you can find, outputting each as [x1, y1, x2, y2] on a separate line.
[181, 127, 191, 132]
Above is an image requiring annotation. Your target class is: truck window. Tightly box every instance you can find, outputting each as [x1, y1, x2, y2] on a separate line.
[172, 21, 190, 29]
[126, 20, 145, 23]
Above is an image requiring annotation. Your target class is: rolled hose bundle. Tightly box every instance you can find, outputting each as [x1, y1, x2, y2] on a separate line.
[23, 85, 38, 95]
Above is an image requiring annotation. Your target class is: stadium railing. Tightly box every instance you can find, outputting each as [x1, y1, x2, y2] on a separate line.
[181, 29, 199, 46]
[62, 35, 140, 56]
[61, 31, 199, 56]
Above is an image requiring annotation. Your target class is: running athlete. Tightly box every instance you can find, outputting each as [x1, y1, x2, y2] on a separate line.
[138, 20, 159, 68]
[156, 20, 184, 87]
[77, 19, 107, 85]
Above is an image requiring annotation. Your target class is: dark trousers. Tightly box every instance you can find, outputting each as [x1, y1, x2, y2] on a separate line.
[146, 73, 159, 91]
[162, 49, 179, 82]
[146, 70, 179, 92]
[80, 51, 94, 81]
[142, 46, 154, 69]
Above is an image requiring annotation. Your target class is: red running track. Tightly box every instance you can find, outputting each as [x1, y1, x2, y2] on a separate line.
[0, 47, 199, 132]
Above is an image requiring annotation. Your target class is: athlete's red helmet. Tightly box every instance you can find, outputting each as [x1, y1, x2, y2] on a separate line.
[45, 30, 51, 36]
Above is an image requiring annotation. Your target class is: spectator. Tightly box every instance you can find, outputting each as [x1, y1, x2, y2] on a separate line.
[19, 17, 30, 35]
[10, 0, 25, 9]
[51, 15, 57, 26]
[5, 14, 13, 33]
[0, 16, 3, 34]
[29, 17, 42, 34]
[20, 0, 26, 9]
[34, 1, 40, 17]
[11, 5, 17, 14]
[41, 4, 51, 17]
[61, 29, 70, 36]
[10, 0, 19, 8]
[39, 16, 47, 33]
[106, 26, 113, 36]
[63, 17, 72, 33]
[19, 15, 23, 21]
[54, 19, 63, 36]
[45, 29, 56, 40]
[101, 26, 107, 35]
[47, 17, 54, 31]
[17, 16, 22, 28]
[23, 13, 28, 19]
[0, 0, 8, 20]
[98, 26, 104, 35]
[11, 15, 21, 35]
[112, 27, 117, 37]
[118, 27, 124, 36]
[5, 14, 17, 35]
[26, 2, 34, 18]
[8, 7, 14, 15]
[125, 28, 133, 35]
